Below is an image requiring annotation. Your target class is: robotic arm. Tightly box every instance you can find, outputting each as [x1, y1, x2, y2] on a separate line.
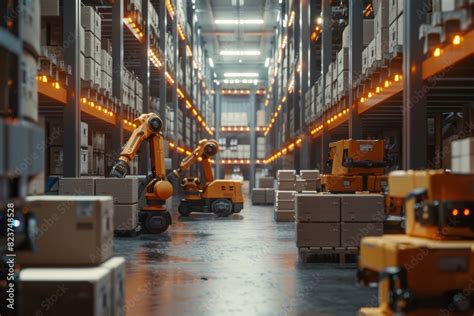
[109, 113, 163, 178]
[167, 139, 219, 183]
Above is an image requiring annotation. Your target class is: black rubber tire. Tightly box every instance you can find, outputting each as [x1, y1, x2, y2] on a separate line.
[178, 203, 191, 216]
[143, 212, 171, 234]
[211, 199, 233, 217]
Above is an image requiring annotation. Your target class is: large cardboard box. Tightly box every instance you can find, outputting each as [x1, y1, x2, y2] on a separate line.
[296, 223, 340, 248]
[58, 177, 96, 195]
[114, 203, 139, 231]
[252, 188, 266, 204]
[18, 196, 114, 266]
[258, 177, 274, 189]
[265, 189, 275, 204]
[80, 121, 89, 148]
[20, 0, 41, 54]
[340, 194, 385, 222]
[341, 222, 383, 247]
[300, 170, 320, 180]
[337, 48, 349, 74]
[274, 210, 295, 222]
[101, 257, 126, 316]
[277, 180, 296, 191]
[295, 194, 340, 222]
[49, 146, 63, 175]
[19, 267, 112, 316]
[276, 200, 295, 211]
[277, 170, 296, 180]
[95, 178, 139, 204]
[276, 190, 295, 201]
[295, 179, 307, 192]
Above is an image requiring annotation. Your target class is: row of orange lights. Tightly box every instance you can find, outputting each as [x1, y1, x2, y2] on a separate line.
[264, 95, 286, 136]
[186, 45, 193, 57]
[38, 75, 61, 90]
[177, 23, 186, 41]
[81, 97, 115, 118]
[220, 159, 263, 165]
[166, 0, 175, 18]
[149, 49, 163, 69]
[264, 137, 303, 164]
[310, 124, 324, 136]
[358, 74, 402, 105]
[216, 126, 268, 132]
[165, 71, 175, 85]
[169, 141, 215, 163]
[326, 108, 349, 125]
[433, 34, 462, 58]
[184, 99, 213, 136]
[222, 89, 251, 95]
[451, 208, 470, 217]
[124, 16, 144, 40]
[123, 118, 137, 128]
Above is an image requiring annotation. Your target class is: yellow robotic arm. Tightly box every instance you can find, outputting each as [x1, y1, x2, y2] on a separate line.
[109, 113, 164, 178]
[167, 139, 219, 183]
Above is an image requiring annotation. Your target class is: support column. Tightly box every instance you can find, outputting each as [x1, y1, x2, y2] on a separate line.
[249, 88, 257, 191]
[348, 0, 363, 139]
[215, 87, 222, 179]
[63, 0, 81, 177]
[403, 0, 428, 169]
[139, 0, 150, 175]
[158, 0, 167, 120]
[299, 0, 310, 169]
[320, 0, 332, 173]
[112, 0, 124, 159]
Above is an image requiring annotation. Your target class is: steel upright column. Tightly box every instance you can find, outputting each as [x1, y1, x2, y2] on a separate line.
[403, 0, 428, 169]
[139, 0, 151, 174]
[320, 0, 332, 173]
[63, 0, 81, 177]
[299, 0, 310, 169]
[215, 87, 222, 179]
[293, 0, 301, 171]
[112, 0, 124, 158]
[158, 0, 167, 121]
[171, 3, 178, 143]
[348, 0, 363, 139]
[249, 88, 257, 191]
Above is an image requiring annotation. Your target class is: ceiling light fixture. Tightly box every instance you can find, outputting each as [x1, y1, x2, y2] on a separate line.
[220, 50, 261, 56]
[214, 19, 264, 25]
[224, 72, 259, 78]
[265, 57, 270, 68]
[208, 58, 214, 68]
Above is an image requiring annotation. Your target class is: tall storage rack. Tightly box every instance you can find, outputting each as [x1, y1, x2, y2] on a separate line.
[36, 0, 215, 183]
[264, 0, 474, 173]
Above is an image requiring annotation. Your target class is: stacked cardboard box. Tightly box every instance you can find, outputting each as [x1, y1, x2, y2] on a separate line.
[299, 170, 321, 191]
[251, 188, 267, 205]
[96, 178, 139, 233]
[274, 190, 296, 222]
[374, 0, 389, 64]
[81, 6, 102, 88]
[59, 177, 96, 195]
[277, 170, 296, 190]
[451, 137, 474, 173]
[295, 193, 384, 248]
[258, 176, 274, 189]
[18, 200, 125, 315]
[388, 0, 404, 55]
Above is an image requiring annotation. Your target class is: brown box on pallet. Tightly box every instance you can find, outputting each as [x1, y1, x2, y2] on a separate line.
[17, 196, 114, 266]
[300, 170, 320, 180]
[95, 178, 139, 204]
[340, 194, 385, 222]
[304, 179, 320, 191]
[276, 200, 295, 211]
[295, 179, 307, 192]
[276, 190, 295, 201]
[277, 170, 296, 180]
[341, 222, 383, 247]
[296, 223, 340, 248]
[274, 210, 295, 222]
[295, 193, 340, 222]
[258, 177, 274, 189]
[114, 204, 139, 231]
[265, 189, 275, 204]
[58, 177, 97, 195]
[277, 180, 296, 190]
[252, 188, 267, 204]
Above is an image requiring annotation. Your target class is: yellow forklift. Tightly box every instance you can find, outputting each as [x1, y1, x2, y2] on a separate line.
[109, 113, 173, 234]
[167, 139, 244, 217]
[357, 170, 474, 315]
[322, 139, 390, 193]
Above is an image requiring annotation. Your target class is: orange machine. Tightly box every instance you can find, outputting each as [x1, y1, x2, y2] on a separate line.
[357, 170, 474, 315]
[167, 139, 244, 217]
[322, 139, 389, 193]
[109, 113, 173, 234]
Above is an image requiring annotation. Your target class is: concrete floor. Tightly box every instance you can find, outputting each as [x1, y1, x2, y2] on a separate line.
[114, 195, 377, 316]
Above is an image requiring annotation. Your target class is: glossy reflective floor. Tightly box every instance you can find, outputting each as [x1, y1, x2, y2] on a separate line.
[114, 195, 377, 316]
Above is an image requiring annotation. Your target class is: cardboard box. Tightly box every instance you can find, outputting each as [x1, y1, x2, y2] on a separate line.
[300, 170, 320, 180]
[81, 6, 101, 38]
[304, 180, 320, 191]
[101, 71, 112, 93]
[337, 71, 349, 98]
[94, 60, 101, 87]
[341, 222, 383, 247]
[455, 155, 474, 173]
[84, 57, 96, 82]
[84, 31, 97, 59]
[101, 49, 113, 75]
[18, 196, 114, 266]
[277, 170, 296, 180]
[80, 53, 85, 80]
[58, 177, 96, 195]
[19, 267, 112, 316]
[258, 177, 274, 188]
[295, 193, 340, 222]
[276, 200, 295, 211]
[296, 223, 340, 248]
[389, 0, 399, 24]
[80, 26, 85, 53]
[21, 52, 38, 122]
[362, 47, 369, 74]
[101, 257, 126, 316]
[20, 0, 41, 54]
[95, 178, 139, 204]
[277, 180, 296, 191]
[114, 203, 139, 231]
[276, 190, 295, 201]
[368, 39, 376, 69]
[459, 137, 474, 157]
[80, 121, 88, 148]
[80, 148, 89, 175]
[265, 189, 275, 204]
[337, 48, 349, 74]
[295, 179, 307, 192]
[252, 188, 267, 204]
[274, 210, 295, 222]
[340, 194, 385, 222]
[376, 27, 390, 61]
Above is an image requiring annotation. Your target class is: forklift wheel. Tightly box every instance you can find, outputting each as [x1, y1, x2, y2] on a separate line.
[142, 212, 171, 234]
[212, 199, 233, 217]
[178, 203, 191, 216]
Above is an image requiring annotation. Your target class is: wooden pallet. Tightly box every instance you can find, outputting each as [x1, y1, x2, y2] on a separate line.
[251, 202, 274, 206]
[298, 247, 359, 264]
[114, 225, 141, 237]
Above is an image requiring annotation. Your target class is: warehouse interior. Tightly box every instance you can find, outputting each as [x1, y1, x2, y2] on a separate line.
[2, 0, 474, 315]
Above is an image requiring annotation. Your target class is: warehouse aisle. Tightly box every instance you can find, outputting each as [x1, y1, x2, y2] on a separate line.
[114, 194, 376, 316]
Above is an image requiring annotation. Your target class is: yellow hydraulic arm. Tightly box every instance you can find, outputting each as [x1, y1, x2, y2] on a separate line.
[167, 139, 219, 184]
[109, 113, 166, 179]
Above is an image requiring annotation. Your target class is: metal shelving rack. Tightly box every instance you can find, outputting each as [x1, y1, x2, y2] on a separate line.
[36, 0, 215, 179]
[264, 0, 474, 172]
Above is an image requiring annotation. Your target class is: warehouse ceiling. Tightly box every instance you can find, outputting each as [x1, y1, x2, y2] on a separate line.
[195, 0, 281, 86]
